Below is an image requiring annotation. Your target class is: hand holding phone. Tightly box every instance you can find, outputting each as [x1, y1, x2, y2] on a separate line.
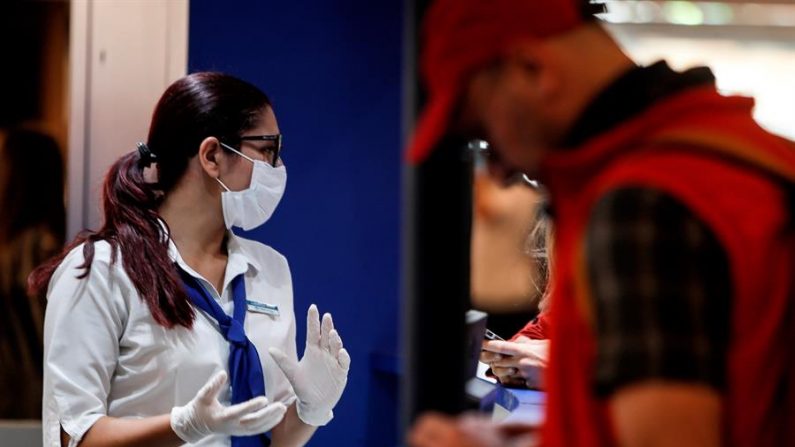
[481, 329, 514, 366]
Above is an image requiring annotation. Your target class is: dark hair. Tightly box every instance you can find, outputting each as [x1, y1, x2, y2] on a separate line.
[28, 72, 273, 328]
[0, 128, 65, 244]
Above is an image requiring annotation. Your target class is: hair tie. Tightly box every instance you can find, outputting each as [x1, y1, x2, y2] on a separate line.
[137, 142, 157, 168]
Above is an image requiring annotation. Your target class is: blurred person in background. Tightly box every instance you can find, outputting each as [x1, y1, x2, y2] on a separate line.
[481, 207, 552, 390]
[0, 128, 65, 419]
[408, 0, 795, 446]
[470, 153, 541, 337]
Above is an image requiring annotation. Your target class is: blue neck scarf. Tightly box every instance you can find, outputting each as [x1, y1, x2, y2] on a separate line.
[177, 267, 271, 447]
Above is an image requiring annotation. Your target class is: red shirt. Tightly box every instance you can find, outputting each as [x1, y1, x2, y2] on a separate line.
[512, 313, 551, 341]
[540, 86, 795, 446]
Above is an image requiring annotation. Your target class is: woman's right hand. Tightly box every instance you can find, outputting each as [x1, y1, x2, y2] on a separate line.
[170, 370, 287, 443]
[481, 338, 550, 389]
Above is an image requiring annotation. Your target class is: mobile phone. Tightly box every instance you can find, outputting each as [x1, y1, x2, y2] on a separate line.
[484, 328, 504, 341]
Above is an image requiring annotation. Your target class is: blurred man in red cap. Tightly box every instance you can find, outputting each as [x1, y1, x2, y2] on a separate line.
[408, 0, 795, 446]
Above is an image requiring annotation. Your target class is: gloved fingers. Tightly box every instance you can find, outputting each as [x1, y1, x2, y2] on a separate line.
[337, 347, 351, 371]
[196, 370, 228, 405]
[306, 304, 321, 347]
[239, 402, 287, 429]
[321, 312, 333, 351]
[222, 396, 270, 421]
[329, 329, 343, 355]
[268, 347, 299, 382]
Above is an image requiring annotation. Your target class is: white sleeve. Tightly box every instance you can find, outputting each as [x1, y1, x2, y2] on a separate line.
[42, 247, 128, 447]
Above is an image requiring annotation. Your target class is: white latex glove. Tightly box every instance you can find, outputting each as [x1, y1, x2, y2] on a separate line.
[269, 304, 351, 426]
[170, 370, 287, 443]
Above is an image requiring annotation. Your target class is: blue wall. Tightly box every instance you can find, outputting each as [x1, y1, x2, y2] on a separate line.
[189, 1, 404, 445]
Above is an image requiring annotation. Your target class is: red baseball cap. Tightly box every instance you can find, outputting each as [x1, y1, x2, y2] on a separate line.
[407, 0, 590, 164]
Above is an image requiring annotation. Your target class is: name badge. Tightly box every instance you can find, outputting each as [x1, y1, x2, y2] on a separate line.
[246, 300, 280, 316]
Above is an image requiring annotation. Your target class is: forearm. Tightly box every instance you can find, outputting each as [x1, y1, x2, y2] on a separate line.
[270, 403, 317, 447]
[64, 414, 183, 447]
[610, 382, 721, 447]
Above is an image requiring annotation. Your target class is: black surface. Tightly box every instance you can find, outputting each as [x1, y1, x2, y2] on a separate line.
[403, 134, 474, 422]
[401, 0, 475, 435]
[0, 1, 49, 126]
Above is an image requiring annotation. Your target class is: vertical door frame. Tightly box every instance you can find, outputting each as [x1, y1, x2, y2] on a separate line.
[66, 0, 189, 239]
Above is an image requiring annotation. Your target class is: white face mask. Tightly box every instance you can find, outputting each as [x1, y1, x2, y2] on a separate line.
[216, 142, 287, 230]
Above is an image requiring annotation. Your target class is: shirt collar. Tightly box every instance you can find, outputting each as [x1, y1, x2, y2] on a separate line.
[225, 232, 261, 274]
[158, 219, 260, 282]
[562, 60, 716, 148]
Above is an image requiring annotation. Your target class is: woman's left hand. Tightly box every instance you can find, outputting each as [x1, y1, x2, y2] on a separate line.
[269, 304, 351, 426]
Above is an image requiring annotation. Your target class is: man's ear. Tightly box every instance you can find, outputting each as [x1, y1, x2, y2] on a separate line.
[198, 136, 222, 178]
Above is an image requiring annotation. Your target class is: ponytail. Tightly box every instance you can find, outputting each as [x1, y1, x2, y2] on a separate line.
[29, 71, 275, 328]
[28, 150, 195, 328]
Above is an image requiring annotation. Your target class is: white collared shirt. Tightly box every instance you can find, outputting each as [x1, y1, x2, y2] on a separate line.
[42, 233, 298, 447]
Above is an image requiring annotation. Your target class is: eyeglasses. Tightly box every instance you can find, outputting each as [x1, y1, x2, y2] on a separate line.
[227, 134, 283, 167]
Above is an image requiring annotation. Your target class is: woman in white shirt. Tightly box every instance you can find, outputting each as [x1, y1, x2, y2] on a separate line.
[29, 72, 350, 447]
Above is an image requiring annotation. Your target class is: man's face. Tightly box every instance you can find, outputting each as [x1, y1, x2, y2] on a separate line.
[455, 60, 554, 185]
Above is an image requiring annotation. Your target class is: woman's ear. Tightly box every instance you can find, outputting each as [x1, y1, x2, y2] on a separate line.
[198, 136, 222, 178]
